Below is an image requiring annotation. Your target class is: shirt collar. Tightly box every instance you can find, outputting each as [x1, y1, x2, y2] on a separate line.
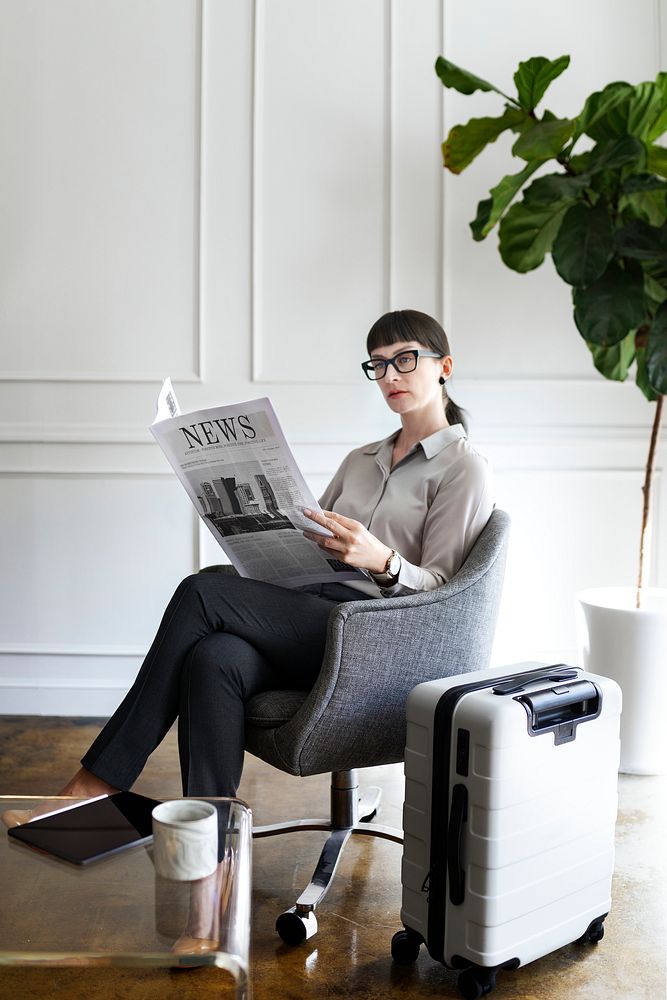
[363, 423, 466, 460]
[419, 423, 466, 459]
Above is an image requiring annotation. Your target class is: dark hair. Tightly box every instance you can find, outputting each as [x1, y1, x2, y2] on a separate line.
[366, 309, 468, 431]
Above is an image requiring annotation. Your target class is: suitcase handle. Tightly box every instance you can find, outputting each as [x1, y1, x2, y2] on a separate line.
[447, 783, 467, 905]
[519, 680, 600, 734]
[492, 665, 579, 695]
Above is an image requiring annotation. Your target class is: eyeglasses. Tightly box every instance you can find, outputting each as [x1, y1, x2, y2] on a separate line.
[361, 349, 443, 381]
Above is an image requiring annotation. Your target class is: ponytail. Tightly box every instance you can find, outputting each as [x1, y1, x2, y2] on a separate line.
[443, 387, 468, 433]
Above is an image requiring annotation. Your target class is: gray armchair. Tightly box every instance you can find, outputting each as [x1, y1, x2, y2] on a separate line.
[204, 508, 510, 944]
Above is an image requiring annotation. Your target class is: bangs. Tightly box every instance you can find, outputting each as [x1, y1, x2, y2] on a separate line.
[366, 310, 445, 356]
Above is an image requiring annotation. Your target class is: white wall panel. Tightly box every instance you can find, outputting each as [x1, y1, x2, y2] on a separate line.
[253, 0, 389, 383]
[490, 470, 662, 667]
[0, 654, 142, 716]
[0, 475, 195, 651]
[389, 0, 443, 315]
[0, 0, 202, 380]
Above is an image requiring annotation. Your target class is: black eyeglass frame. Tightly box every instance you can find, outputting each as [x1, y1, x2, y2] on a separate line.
[361, 349, 443, 381]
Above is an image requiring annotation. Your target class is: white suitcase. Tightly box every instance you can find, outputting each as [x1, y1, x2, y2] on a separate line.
[391, 661, 622, 998]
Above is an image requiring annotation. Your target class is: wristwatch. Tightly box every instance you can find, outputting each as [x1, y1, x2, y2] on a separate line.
[371, 549, 402, 587]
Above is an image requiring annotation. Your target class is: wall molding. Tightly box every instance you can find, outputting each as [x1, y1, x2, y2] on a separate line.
[0, 424, 156, 444]
[384, 0, 394, 314]
[0, 372, 202, 385]
[0, 469, 175, 479]
[0, 420, 663, 448]
[0, 645, 145, 657]
[250, 0, 263, 382]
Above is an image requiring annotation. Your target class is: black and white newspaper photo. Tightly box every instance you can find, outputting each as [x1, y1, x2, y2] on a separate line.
[151, 379, 364, 588]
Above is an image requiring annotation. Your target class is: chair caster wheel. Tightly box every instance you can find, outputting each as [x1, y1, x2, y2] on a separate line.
[391, 929, 421, 965]
[276, 907, 318, 945]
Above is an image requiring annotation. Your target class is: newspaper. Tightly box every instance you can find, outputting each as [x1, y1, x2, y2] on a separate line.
[150, 379, 365, 588]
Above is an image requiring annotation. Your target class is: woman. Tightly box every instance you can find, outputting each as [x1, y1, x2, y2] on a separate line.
[4, 309, 492, 824]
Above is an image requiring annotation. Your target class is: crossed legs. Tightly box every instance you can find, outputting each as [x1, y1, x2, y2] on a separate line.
[3, 573, 352, 826]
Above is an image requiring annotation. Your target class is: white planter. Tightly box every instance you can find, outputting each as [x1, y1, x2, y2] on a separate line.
[576, 587, 667, 775]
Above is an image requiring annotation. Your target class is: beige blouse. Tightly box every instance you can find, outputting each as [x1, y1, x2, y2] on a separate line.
[318, 424, 494, 598]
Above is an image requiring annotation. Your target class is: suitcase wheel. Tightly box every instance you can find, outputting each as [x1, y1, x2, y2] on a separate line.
[390, 929, 421, 966]
[576, 916, 606, 945]
[589, 923, 605, 943]
[457, 968, 496, 999]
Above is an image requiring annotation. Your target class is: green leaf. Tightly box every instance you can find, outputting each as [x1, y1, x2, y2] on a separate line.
[626, 81, 667, 140]
[636, 345, 659, 400]
[647, 144, 667, 178]
[644, 259, 667, 289]
[586, 135, 646, 175]
[435, 57, 515, 102]
[513, 55, 570, 111]
[573, 260, 646, 345]
[620, 188, 667, 227]
[511, 116, 574, 161]
[648, 72, 667, 141]
[615, 219, 667, 262]
[498, 199, 571, 272]
[644, 272, 667, 309]
[574, 82, 633, 141]
[577, 81, 663, 142]
[622, 173, 667, 194]
[552, 201, 615, 287]
[587, 330, 636, 381]
[443, 107, 527, 173]
[646, 299, 667, 393]
[470, 161, 541, 240]
[568, 151, 592, 173]
[523, 172, 590, 204]
[470, 198, 493, 241]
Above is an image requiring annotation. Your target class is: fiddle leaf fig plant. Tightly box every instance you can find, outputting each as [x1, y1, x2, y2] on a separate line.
[435, 55, 667, 604]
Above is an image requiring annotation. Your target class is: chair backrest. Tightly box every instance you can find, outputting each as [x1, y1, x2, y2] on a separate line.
[245, 509, 511, 776]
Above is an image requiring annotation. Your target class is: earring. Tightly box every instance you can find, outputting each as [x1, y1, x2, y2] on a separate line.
[439, 376, 446, 385]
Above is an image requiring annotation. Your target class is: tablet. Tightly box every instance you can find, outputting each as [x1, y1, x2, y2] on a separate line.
[7, 791, 162, 865]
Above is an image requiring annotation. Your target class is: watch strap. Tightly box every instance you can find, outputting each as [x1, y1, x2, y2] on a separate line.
[370, 549, 401, 586]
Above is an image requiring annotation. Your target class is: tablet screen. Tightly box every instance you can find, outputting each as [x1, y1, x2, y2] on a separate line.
[7, 791, 162, 865]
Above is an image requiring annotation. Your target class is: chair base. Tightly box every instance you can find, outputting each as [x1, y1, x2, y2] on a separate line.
[253, 769, 403, 943]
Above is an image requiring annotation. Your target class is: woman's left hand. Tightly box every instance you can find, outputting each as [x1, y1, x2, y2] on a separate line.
[302, 508, 392, 574]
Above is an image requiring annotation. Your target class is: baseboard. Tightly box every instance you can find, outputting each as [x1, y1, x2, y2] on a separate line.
[0, 682, 129, 717]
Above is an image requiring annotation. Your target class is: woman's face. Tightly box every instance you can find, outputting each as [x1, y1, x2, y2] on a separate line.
[369, 340, 453, 417]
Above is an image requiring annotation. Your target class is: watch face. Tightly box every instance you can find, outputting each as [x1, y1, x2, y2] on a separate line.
[388, 553, 401, 577]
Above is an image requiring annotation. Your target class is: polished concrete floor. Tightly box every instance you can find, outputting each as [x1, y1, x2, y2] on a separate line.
[0, 716, 664, 1000]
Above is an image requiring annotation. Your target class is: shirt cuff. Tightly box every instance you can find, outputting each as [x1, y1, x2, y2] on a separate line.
[382, 557, 445, 595]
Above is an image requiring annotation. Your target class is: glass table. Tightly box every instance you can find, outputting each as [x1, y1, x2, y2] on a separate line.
[0, 796, 252, 999]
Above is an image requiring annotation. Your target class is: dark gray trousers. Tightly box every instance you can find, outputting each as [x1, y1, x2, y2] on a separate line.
[81, 573, 371, 796]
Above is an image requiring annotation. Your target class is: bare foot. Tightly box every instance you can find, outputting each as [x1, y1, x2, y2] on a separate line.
[3, 798, 69, 829]
[172, 935, 218, 956]
[2, 767, 120, 828]
[56, 766, 120, 800]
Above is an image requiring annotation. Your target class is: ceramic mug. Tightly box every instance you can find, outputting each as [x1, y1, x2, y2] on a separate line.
[152, 799, 218, 881]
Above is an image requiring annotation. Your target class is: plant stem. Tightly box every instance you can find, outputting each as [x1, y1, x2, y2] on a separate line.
[637, 393, 664, 608]
[556, 154, 576, 176]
